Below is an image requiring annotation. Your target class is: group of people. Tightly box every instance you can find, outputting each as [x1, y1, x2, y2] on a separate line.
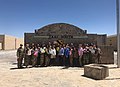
[16, 42, 102, 68]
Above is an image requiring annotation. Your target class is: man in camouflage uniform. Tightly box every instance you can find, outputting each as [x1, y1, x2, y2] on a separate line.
[17, 44, 24, 68]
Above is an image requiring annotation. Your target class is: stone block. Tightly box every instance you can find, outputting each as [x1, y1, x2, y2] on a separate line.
[84, 64, 109, 80]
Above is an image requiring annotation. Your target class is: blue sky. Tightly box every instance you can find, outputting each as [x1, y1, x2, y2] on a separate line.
[0, 0, 117, 38]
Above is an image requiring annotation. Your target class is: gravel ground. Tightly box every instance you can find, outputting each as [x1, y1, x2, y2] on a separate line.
[0, 50, 120, 87]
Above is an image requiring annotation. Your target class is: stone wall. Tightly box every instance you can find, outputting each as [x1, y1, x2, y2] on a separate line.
[0, 35, 4, 43]
[97, 34, 107, 46]
[0, 35, 4, 50]
[98, 45, 114, 64]
[37, 23, 86, 36]
[25, 33, 107, 46]
[0, 35, 24, 50]
[16, 38, 24, 49]
[106, 35, 117, 51]
[24, 23, 107, 46]
[24, 33, 35, 44]
[4, 35, 16, 50]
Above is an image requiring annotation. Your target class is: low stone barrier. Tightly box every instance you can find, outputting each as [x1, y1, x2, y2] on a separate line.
[84, 64, 109, 80]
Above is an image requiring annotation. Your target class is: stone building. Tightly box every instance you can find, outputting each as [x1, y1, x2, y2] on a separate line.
[24, 23, 107, 46]
[106, 34, 117, 51]
[0, 35, 24, 50]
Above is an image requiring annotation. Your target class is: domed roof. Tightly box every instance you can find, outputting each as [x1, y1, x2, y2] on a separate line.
[36, 23, 86, 36]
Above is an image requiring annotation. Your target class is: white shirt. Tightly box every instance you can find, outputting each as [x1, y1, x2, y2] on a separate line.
[27, 49, 32, 55]
[40, 48, 45, 53]
[49, 48, 56, 56]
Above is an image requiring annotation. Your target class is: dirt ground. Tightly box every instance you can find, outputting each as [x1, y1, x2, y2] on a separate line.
[0, 50, 120, 87]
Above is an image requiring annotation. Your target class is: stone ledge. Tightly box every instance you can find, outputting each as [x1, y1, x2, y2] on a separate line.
[84, 64, 109, 80]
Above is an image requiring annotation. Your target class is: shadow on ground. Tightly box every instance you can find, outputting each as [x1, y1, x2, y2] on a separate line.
[10, 67, 25, 70]
[12, 62, 17, 65]
[105, 78, 120, 80]
[81, 75, 102, 80]
[82, 75, 120, 81]
[61, 66, 69, 69]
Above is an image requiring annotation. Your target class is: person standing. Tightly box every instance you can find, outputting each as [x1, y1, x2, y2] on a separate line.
[44, 45, 51, 66]
[73, 47, 79, 67]
[17, 44, 24, 68]
[89, 45, 95, 64]
[64, 44, 70, 67]
[37, 47, 41, 66]
[49, 46, 56, 66]
[95, 46, 102, 64]
[32, 47, 38, 67]
[69, 46, 73, 67]
[78, 44, 84, 67]
[40, 45, 46, 66]
[24, 44, 32, 68]
[82, 45, 90, 66]
[58, 45, 64, 66]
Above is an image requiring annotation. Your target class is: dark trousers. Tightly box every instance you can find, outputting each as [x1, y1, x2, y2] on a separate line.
[32, 56, 37, 67]
[17, 57, 23, 68]
[65, 57, 70, 66]
[97, 54, 101, 64]
[59, 55, 64, 66]
[79, 56, 83, 67]
[73, 58, 79, 67]
[89, 53, 93, 64]
[40, 53, 45, 66]
[37, 55, 40, 66]
[55, 56, 59, 66]
[25, 55, 31, 67]
[45, 55, 50, 66]
[82, 53, 89, 66]
[70, 56, 73, 66]
[50, 58, 56, 66]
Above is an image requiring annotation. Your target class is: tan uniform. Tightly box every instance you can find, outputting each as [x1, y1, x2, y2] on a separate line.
[17, 47, 24, 68]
